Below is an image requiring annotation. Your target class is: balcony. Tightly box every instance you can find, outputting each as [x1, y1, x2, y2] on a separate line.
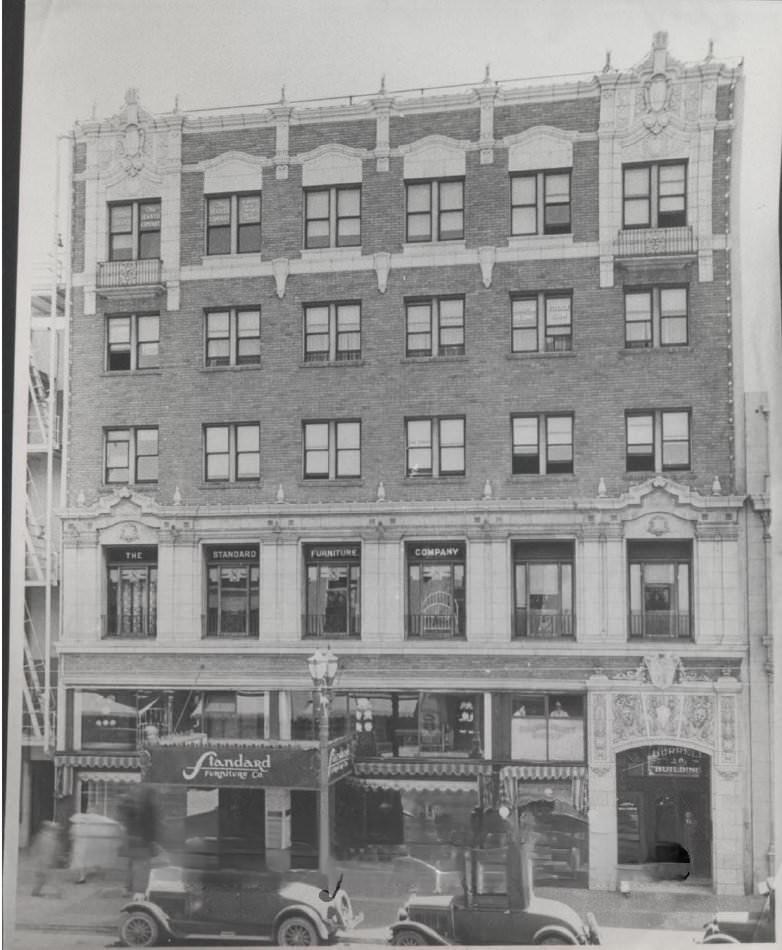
[97, 258, 164, 294]
[406, 613, 464, 640]
[302, 612, 361, 639]
[616, 226, 695, 257]
[513, 608, 575, 639]
[629, 610, 691, 640]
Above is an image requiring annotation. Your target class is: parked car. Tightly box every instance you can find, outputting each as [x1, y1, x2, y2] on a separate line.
[391, 855, 464, 896]
[701, 877, 775, 944]
[118, 860, 363, 946]
[389, 846, 601, 945]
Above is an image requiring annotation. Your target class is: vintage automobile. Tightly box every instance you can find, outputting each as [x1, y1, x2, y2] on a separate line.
[118, 857, 363, 946]
[701, 877, 775, 944]
[389, 845, 601, 946]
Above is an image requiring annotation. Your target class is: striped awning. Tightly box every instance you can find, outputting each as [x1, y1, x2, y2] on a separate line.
[499, 765, 586, 780]
[56, 753, 140, 768]
[77, 771, 141, 784]
[348, 777, 478, 794]
[354, 759, 490, 778]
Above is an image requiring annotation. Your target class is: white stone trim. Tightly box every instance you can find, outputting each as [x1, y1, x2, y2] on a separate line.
[401, 136, 468, 179]
[197, 151, 267, 194]
[299, 144, 365, 186]
[505, 126, 576, 171]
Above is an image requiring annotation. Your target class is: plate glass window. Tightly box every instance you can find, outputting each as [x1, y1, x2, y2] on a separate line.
[510, 694, 584, 761]
[406, 542, 466, 639]
[513, 541, 574, 639]
[204, 692, 265, 739]
[629, 540, 691, 640]
[304, 544, 361, 639]
[105, 546, 158, 638]
[205, 546, 259, 638]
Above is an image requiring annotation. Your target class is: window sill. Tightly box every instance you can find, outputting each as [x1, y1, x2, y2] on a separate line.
[508, 233, 574, 246]
[297, 478, 365, 487]
[200, 364, 263, 373]
[618, 346, 692, 357]
[203, 636, 260, 641]
[506, 351, 576, 360]
[406, 474, 467, 482]
[402, 355, 468, 364]
[300, 247, 364, 261]
[402, 241, 467, 253]
[621, 470, 692, 480]
[298, 359, 366, 369]
[99, 484, 157, 494]
[509, 473, 576, 480]
[199, 480, 262, 489]
[101, 369, 163, 378]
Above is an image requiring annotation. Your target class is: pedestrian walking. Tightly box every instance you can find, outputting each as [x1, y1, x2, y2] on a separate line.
[30, 820, 62, 897]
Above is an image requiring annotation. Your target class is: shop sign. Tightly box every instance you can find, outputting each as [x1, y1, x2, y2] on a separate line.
[407, 542, 465, 561]
[305, 544, 361, 562]
[110, 545, 157, 563]
[206, 544, 259, 561]
[327, 738, 352, 779]
[647, 745, 703, 778]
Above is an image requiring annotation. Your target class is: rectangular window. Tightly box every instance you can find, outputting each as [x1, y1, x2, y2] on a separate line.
[303, 543, 361, 638]
[623, 162, 687, 229]
[304, 186, 361, 248]
[106, 313, 159, 371]
[204, 692, 266, 739]
[406, 417, 465, 477]
[406, 542, 466, 639]
[303, 303, 361, 362]
[513, 541, 574, 639]
[628, 540, 692, 640]
[511, 171, 571, 236]
[205, 308, 261, 367]
[512, 414, 573, 474]
[406, 297, 465, 357]
[204, 545, 259, 638]
[625, 287, 688, 348]
[105, 546, 157, 638]
[80, 689, 140, 748]
[511, 293, 572, 353]
[406, 179, 464, 243]
[204, 423, 260, 481]
[303, 420, 361, 479]
[108, 200, 161, 261]
[105, 427, 158, 484]
[510, 694, 585, 761]
[626, 410, 690, 472]
[206, 193, 261, 255]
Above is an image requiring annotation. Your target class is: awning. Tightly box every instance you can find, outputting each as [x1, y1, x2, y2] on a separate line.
[348, 777, 478, 794]
[56, 753, 140, 768]
[76, 771, 141, 784]
[499, 765, 586, 780]
[354, 759, 490, 778]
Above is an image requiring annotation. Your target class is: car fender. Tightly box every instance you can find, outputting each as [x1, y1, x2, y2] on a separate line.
[273, 903, 330, 941]
[702, 936, 740, 945]
[532, 923, 580, 945]
[119, 900, 174, 938]
[390, 920, 450, 945]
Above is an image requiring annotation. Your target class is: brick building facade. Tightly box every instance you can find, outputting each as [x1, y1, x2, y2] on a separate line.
[53, 34, 774, 895]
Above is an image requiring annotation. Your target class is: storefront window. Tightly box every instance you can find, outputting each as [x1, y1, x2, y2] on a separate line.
[303, 544, 361, 638]
[81, 690, 140, 749]
[203, 692, 266, 739]
[511, 694, 584, 761]
[289, 691, 350, 741]
[205, 545, 260, 638]
[105, 546, 157, 638]
[406, 542, 466, 639]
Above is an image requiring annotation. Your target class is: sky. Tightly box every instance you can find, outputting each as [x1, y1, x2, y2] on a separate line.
[16, 0, 782, 385]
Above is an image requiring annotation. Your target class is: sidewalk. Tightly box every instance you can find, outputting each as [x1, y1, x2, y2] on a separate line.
[12, 851, 761, 938]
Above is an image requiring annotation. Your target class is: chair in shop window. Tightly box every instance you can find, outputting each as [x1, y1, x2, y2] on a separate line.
[420, 591, 457, 638]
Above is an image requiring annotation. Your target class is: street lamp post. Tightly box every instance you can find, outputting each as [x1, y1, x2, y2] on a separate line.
[307, 646, 339, 878]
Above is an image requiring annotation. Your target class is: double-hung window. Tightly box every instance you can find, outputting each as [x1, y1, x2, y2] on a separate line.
[304, 186, 361, 248]
[512, 414, 573, 475]
[628, 540, 692, 640]
[206, 193, 261, 255]
[623, 162, 687, 228]
[626, 410, 690, 472]
[205, 309, 261, 367]
[205, 545, 259, 638]
[303, 303, 361, 362]
[105, 546, 158, 638]
[511, 171, 571, 236]
[204, 423, 260, 481]
[406, 297, 464, 357]
[106, 314, 159, 371]
[108, 200, 161, 261]
[624, 287, 688, 348]
[511, 293, 572, 353]
[303, 543, 361, 638]
[513, 541, 575, 639]
[406, 179, 464, 242]
[406, 417, 465, 477]
[303, 421, 361, 479]
[105, 427, 158, 484]
[406, 542, 466, 640]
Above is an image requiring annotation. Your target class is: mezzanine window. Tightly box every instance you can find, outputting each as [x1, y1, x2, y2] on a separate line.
[407, 541, 466, 640]
[628, 540, 692, 640]
[513, 541, 575, 639]
[105, 546, 157, 639]
[204, 545, 259, 638]
[303, 543, 361, 639]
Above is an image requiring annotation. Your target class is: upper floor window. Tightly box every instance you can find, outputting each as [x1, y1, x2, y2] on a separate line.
[628, 540, 692, 640]
[206, 193, 261, 255]
[511, 293, 572, 353]
[406, 416, 465, 477]
[109, 200, 161, 261]
[512, 414, 573, 475]
[204, 423, 260, 481]
[303, 543, 361, 639]
[204, 545, 259, 638]
[624, 287, 688, 348]
[623, 162, 687, 229]
[511, 171, 571, 236]
[513, 541, 575, 640]
[105, 546, 158, 639]
[304, 303, 361, 362]
[303, 420, 361, 479]
[406, 297, 465, 357]
[105, 427, 158, 484]
[406, 179, 464, 243]
[205, 309, 261, 367]
[406, 542, 466, 640]
[106, 314, 159, 371]
[626, 410, 690, 472]
[304, 186, 361, 248]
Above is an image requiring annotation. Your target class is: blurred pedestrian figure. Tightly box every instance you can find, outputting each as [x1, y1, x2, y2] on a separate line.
[120, 786, 159, 894]
[30, 820, 62, 897]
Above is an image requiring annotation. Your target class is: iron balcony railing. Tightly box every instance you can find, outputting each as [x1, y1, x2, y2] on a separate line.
[406, 612, 465, 640]
[616, 226, 695, 257]
[513, 608, 575, 639]
[103, 613, 157, 639]
[97, 258, 163, 289]
[203, 611, 260, 638]
[302, 612, 361, 639]
[629, 610, 691, 640]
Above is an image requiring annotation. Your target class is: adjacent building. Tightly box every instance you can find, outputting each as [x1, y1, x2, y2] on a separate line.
[52, 34, 773, 895]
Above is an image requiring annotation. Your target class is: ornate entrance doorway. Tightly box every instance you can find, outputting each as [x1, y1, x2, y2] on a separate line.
[616, 746, 711, 880]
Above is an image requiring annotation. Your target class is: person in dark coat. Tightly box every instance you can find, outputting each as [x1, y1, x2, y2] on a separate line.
[30, 821, 62, 897]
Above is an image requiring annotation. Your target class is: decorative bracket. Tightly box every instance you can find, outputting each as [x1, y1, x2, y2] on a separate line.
[272, 258, 289, 299]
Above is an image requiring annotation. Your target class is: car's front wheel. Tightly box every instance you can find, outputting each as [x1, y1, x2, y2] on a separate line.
[119, 910, 160, 947]
[392, 928, 428, 945]
[275, 915, 320, 946]
[536, 933, 577, 945]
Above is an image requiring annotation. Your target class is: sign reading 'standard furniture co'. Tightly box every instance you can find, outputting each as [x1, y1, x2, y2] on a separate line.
[143, 737, 352, 789]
